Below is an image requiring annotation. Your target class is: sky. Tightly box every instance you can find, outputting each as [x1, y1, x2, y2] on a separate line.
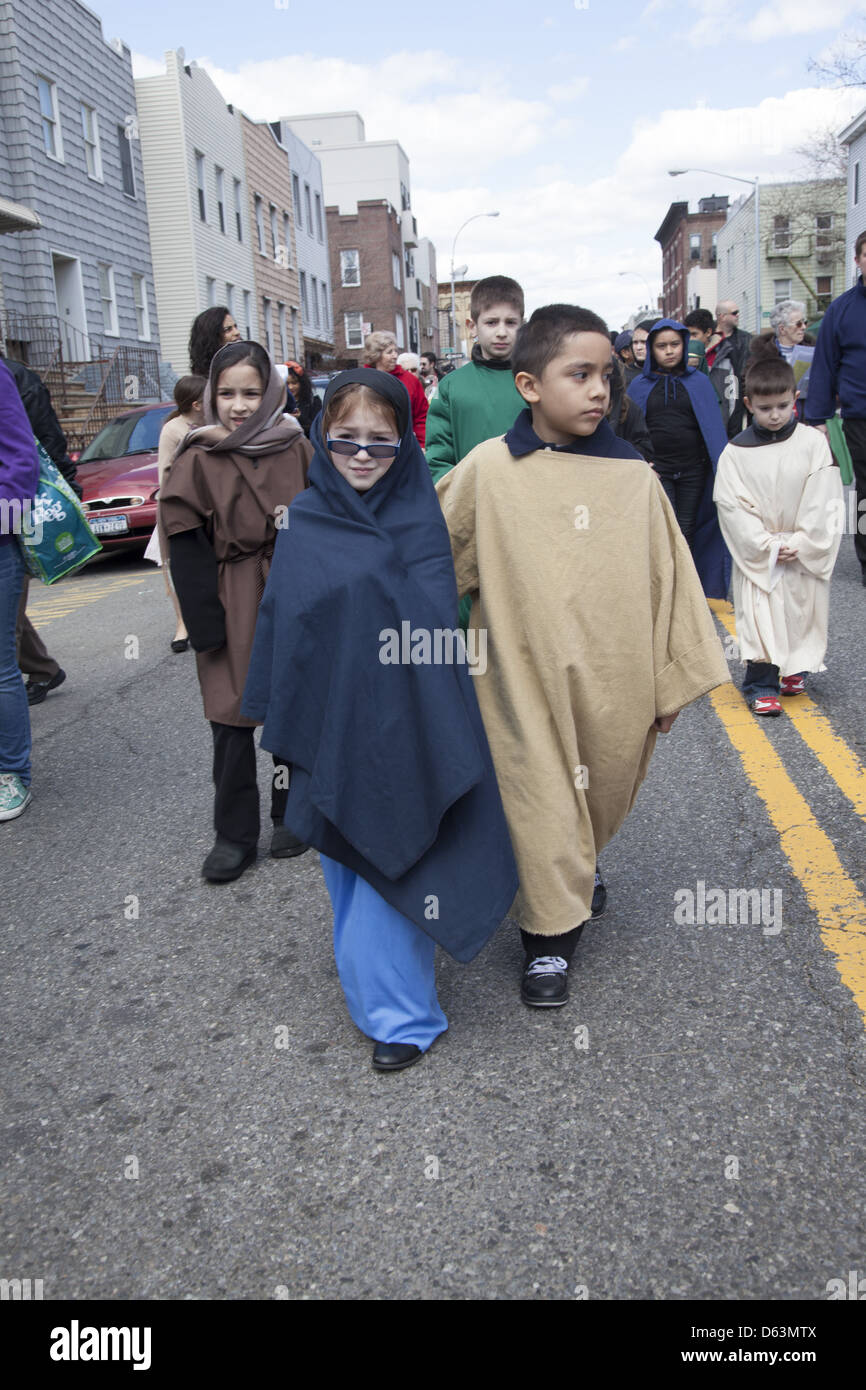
[89, 0, 866, 326]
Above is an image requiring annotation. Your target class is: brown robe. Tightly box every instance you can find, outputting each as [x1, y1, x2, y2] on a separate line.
[160, 438, 312, 725]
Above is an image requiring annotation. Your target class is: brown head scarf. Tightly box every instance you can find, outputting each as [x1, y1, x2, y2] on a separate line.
[181, 340, 302, 457]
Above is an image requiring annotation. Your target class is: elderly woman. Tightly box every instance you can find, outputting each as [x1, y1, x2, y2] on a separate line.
[748, 300, 812, 415]
[363, 331, 428, 445]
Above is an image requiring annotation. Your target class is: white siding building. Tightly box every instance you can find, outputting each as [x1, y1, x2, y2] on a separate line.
[839, 105, 866, 285]
[134, 49, 257, 374]
[269, 120, 334, 367]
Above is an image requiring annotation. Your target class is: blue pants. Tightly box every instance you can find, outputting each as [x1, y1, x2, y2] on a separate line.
[319, 854, 447, 1050]
[0, 543, 31, 784]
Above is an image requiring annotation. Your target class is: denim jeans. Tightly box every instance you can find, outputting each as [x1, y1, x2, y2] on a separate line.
[0, 542, 31, 783]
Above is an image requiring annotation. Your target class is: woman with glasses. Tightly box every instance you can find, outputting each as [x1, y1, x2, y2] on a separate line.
[749, 301, 814, 416]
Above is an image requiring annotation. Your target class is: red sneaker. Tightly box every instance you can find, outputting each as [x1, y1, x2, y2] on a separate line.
[751, 695, 782, 717]
[780, 674, 806, 696]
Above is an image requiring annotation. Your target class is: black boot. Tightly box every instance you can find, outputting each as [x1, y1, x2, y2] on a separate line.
[202, 837, 256, 882]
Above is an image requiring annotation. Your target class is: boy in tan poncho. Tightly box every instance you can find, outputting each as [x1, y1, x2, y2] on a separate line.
[435, 305, 730, 1007]
[713, 354, 842, 717]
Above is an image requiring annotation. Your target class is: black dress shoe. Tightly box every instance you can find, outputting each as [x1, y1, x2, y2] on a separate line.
[591, 864, 607, 918]
[270, 824, 310, 858]
[371, 1041, 423, 1072]
[202, 837, 257, 882]
[521, 954, 569, 1007]
[26, 668, 66, 705]
[170, 637, 190, 653]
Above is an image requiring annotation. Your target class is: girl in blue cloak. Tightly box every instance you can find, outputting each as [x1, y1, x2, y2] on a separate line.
[628, 317, 731, 598]
[242, 370, 518, 1073]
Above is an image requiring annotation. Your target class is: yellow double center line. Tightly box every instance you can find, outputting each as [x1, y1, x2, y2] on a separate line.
[26, 573, 155, 627]
[708, 598, 866, 1020]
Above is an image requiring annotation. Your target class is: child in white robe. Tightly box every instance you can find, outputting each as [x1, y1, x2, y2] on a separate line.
[714, 355, 843, 717]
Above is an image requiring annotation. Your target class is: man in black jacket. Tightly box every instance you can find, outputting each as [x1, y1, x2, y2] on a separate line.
[708, 301, 752, 436]
[0, 351, 77, 704]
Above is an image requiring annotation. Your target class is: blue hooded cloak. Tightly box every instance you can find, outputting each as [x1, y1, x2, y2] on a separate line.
[242, 369, 518, 963]
[627, 317, 731, 598]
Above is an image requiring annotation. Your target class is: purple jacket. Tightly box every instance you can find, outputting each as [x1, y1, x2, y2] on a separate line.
[0, 359, 39, 547]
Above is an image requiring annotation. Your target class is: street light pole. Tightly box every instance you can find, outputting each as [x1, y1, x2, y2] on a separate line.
[450, 211, 499, 362]
[618, 270, 657, 313]
[669, 168, 762, 333]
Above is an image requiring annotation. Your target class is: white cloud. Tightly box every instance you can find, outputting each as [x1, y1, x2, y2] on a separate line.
[611, 36, 637, 53]
[131, 51, 165, 79]
[745, 0, 861, 42]
[547, 77, 589, 103]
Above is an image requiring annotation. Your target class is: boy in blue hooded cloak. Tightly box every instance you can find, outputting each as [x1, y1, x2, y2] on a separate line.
[628, 317, 731, 598]
[242, 369, 518, 1072]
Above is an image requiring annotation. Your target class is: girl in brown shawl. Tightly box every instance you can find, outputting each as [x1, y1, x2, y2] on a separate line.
[160, 341, 313, 882]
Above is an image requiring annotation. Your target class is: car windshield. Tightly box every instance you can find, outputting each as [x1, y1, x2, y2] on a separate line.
[79, 407, 174, 462]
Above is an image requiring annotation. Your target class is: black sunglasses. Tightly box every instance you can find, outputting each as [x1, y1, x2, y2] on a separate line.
[327, 437, 399, 460]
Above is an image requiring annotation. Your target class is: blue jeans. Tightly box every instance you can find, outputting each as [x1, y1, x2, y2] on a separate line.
[0, 543, 31, 783]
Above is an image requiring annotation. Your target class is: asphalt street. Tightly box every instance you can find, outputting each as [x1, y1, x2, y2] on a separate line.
[2, 531, 866, 1302]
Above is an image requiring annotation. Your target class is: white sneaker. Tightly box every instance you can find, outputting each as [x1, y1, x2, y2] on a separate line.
[0, 773, 32, 821]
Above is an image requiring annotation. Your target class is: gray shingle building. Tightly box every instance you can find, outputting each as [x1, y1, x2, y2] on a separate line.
[0, 0, 160, 367]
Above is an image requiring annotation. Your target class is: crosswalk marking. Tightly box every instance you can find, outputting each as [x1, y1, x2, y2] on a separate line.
[708, 599, 866, 1023]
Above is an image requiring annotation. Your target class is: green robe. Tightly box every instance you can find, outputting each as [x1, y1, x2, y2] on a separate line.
[425, 354, 524, 484]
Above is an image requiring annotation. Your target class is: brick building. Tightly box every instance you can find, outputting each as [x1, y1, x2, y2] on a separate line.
[326, 198, 406, 367]
[655, 195, 729, 320]
[239, 113, 302, 363]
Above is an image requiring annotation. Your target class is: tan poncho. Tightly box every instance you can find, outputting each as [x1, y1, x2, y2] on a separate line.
[435, 437, 730, 936]
[713, 423, 842, 675]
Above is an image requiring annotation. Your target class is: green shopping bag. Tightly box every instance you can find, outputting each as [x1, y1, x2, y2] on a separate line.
[826, 415, 854, 486]
[18, 442, 102, 583]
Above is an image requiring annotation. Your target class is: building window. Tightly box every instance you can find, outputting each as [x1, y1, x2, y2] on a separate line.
[314, 192, 324, 242]
[279, 213, 292, 268]
[117, 124, 136, 197]
[80, 104, 102, 180]
[321, 282, 329, 331]
[392, 252, 401, 291]
[855, 161, 861, 206]
[304, 184, 313, 233]
[132, 274, 150, 340]
[816, 275, 833, 308]
[689, 232, 701, 261]
[291, 306, 299, 356]
[38, 76, 63, 160]
[255, 195, 265, 254]
[98, 263, 118, 336]
[278, 303, 287, 359]
[243, 289, 252, 339]
[773, 278, 791, 304]
[292, 174, 302, 228]
[395, 315, 405, 348]
[815, 213, 833, 251]
[340, 249, 360, 286]
[400, 181, 410, 212]
[206, 276, 216, 307]
[262, 297, 273, 354]
[345, 311, 364, 350]
[772, 215, 791, 252]
[195, 152, 206, 220]
[311, 276, 319, 328]
[233, 178, 243, 241]
[215, 167, 226, 233]
[300, 271, 308, 322]
[225, 283, 234, 317]
[270, 204, 279, 259]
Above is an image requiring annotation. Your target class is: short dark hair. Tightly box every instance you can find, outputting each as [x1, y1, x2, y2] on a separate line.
[855, 230, 866, 258]
[512, 304, 610, 379]
[637, 318, 658, 333]
[684, 308, 714, 334]
[469, 275, 524, 323]
[744, 355, 795, 398]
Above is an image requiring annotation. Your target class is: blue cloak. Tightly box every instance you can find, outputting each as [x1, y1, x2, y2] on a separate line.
[627, 317, 731, 598]
[242, 369, 518, 963]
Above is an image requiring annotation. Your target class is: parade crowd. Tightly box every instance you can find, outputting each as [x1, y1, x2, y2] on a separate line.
[3, 234, 865, 1072]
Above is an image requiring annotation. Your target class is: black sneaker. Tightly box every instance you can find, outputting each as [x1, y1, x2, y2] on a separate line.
[521, 954, 569, 1007]
[26, 668, 66, 706]
[202, 837, 257, 882]
[270, 824, 309, 859]
[591, 865, 607, 918]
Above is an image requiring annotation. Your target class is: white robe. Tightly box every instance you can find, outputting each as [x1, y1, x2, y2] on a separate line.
[713, 423, 842, 674]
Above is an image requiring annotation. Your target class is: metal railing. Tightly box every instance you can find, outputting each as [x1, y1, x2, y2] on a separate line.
[77, 344, 163, 445]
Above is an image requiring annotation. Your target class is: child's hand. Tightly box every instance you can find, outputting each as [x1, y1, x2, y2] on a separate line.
[777, 545, 798, 562]
[654, 711, 680, 733]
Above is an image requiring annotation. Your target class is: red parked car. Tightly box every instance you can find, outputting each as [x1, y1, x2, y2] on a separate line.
[76, 402, 175, 550]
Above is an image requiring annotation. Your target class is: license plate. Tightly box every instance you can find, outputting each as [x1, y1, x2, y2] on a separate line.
[89, 514, 129, 536]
